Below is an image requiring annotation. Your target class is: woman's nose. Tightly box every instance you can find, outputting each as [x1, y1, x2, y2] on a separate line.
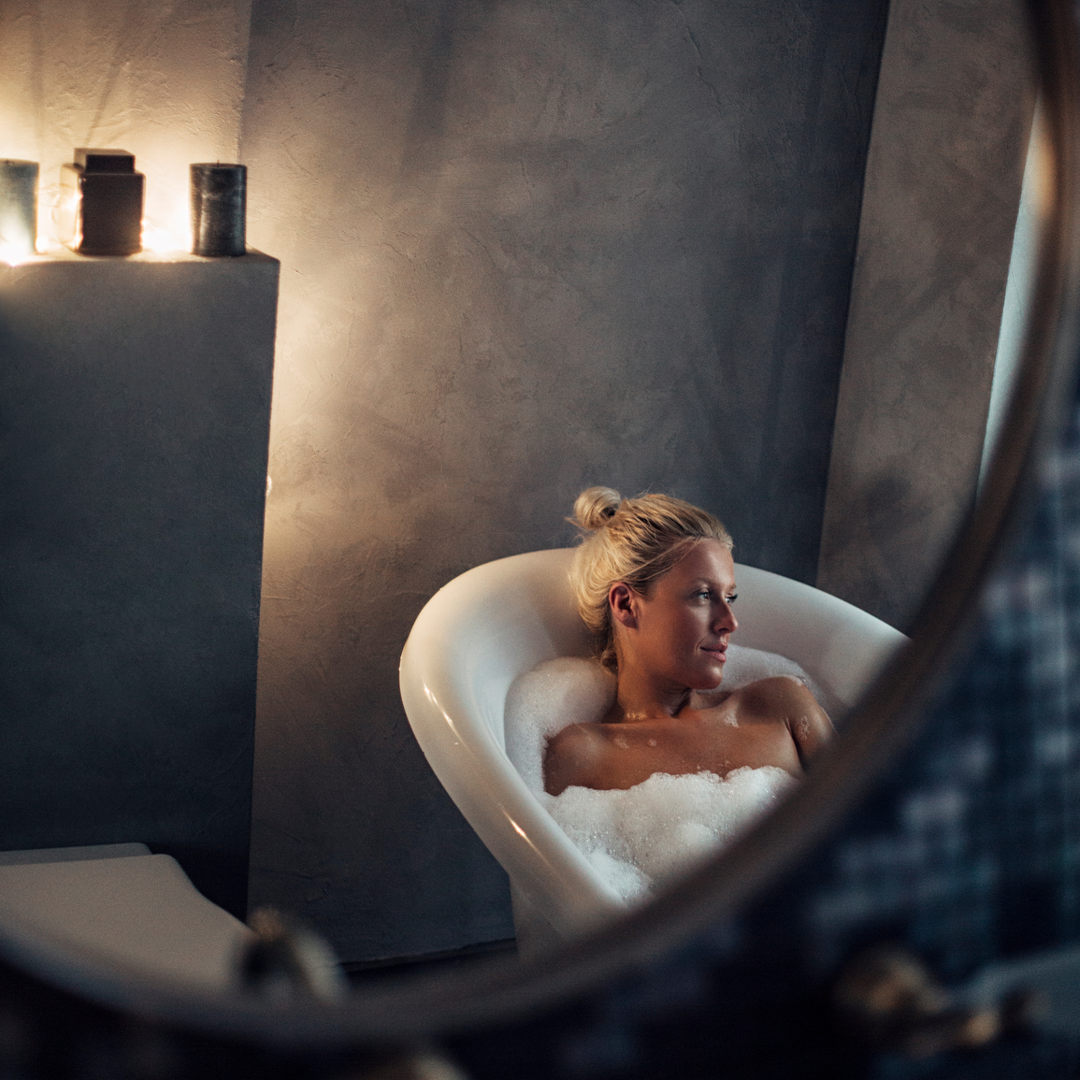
[714, 603, 737, 633]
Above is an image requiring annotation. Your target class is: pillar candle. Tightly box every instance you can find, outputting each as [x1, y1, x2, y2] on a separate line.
[0, 160, 39, 259]
[191, 164, 246, 257]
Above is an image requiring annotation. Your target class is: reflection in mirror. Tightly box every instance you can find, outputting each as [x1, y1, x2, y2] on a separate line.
[0, 0, 1038, 994]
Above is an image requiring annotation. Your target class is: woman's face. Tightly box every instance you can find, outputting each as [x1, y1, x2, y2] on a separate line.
[617, 538, 739, 692]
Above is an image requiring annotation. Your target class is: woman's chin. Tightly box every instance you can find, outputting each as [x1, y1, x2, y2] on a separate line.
[694, 671, 724, 692]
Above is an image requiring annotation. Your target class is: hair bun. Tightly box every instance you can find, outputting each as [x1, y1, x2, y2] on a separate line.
[573, 486, 622, 531]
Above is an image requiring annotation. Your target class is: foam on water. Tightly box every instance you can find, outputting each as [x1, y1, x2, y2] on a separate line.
[717, 644, 829, 712]
[541, 767, 797, 901]
[504, 656, 616, 795]
[504, 647, 814, 900]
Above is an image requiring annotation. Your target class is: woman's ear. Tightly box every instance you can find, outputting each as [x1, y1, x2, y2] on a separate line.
[609, 582, 638, 629]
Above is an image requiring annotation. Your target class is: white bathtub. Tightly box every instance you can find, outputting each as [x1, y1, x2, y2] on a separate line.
[399, 549, 906, 956]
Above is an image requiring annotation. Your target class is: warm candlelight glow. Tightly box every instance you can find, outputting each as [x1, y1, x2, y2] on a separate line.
[141, 219, 188, 254]
[0, 213, 34, 263]
[52, 186, 81, 248]
[41, 160, 194, 253]
[0, 239, 33, 266]
[142, 180, 192, 254]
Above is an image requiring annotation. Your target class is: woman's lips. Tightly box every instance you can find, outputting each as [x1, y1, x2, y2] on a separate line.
[702, 645, 727, 661]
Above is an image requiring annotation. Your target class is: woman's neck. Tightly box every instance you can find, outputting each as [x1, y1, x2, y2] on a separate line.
[606, 666, 694, 723]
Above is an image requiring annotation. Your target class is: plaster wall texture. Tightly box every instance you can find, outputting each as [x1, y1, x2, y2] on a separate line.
[816, 0, 1035, 629]
[241, 0, 886, 960]
[0, 0, 251, 244]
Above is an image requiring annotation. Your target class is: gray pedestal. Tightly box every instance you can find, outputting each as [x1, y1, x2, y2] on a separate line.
[0, 251, 279, 918]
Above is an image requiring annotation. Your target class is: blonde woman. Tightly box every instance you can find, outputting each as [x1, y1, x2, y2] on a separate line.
[544, 487, 834, 796]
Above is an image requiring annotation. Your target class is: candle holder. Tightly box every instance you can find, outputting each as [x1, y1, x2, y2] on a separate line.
[191, 164, 246, 257]
[58, 149, 145, 256]
[0, 160, 39, 260]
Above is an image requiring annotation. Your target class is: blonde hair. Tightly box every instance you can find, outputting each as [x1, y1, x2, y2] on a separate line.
[568, 487, 733, 672]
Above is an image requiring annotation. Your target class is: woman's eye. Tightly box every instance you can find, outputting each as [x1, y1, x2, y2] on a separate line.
[726, 594, 738, 604]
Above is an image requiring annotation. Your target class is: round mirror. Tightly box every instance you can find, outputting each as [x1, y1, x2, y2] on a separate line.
[0, 0, 1078, 1070]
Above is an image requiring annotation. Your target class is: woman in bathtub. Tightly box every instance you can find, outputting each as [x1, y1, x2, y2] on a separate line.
[544, 487, 834, 797]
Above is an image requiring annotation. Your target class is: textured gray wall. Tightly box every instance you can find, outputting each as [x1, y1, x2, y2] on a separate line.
[242, 0, 887, 961]
[817, 0, 1034, 629]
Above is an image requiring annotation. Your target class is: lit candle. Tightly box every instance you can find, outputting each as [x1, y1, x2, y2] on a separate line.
[0, 160, 39, 260]
[191, 164, 246, 257]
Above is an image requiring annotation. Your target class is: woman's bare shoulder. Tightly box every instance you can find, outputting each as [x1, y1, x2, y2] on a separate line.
[726, 675, 834, 762]
[546, 721, 603, 754]
[543, 723, 607, 795]
[730, 674, 818, 709]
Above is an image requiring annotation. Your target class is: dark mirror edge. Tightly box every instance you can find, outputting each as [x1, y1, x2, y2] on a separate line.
[2, 0, 1080, 1054]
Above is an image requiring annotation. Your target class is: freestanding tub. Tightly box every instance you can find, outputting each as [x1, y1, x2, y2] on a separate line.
[399, 548, 907, 956]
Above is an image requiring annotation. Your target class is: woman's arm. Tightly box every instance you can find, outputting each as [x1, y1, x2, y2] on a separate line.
[779, 678, 834, 766]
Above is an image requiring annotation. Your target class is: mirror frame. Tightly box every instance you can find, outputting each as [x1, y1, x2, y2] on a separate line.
[1, 0, 1079, 1056]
